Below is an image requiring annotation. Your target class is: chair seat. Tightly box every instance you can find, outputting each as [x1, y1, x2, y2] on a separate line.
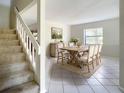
[58, 50, 70, 60]
[93, 55, 97, 59]
[78, 55, 92, 63]
[97, 53, 100, 57]
[58, 50, 69, 55]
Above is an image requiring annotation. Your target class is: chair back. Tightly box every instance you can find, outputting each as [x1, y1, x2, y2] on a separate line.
[57, 42, 64, 52]
[68, 42, 75, 47]
[88, 45, 95, 61]
[98, 44, 103, 53]
[94, 45, 99, 56]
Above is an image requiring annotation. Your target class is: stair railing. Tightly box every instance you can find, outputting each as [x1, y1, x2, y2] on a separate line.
[15, 7, 40, 68]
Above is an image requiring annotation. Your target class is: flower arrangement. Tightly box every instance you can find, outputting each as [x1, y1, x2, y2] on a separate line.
[70, 37, 79, 45]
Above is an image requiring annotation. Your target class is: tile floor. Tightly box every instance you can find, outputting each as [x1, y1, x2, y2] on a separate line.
[47, 57, 123, 93]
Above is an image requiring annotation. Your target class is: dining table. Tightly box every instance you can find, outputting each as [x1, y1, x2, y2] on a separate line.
[60, 46, 89, 66]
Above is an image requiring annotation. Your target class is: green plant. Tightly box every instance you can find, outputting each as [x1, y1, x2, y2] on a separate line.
[60, 40, 63, 42]
[70, 38, 79, 43]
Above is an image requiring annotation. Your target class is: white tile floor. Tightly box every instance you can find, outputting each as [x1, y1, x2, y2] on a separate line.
[47, 57, 123, 93]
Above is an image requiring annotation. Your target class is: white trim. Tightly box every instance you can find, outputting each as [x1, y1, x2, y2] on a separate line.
[37, 0, 46, 92]
[44, 89, 48, 93]
[40, 89, 47, 93]
[119, 86, 124, 92]
[19, 0, 37, 15]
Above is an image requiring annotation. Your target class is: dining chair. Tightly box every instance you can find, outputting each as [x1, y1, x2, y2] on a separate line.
[97, 44, 103, 64]
[57, 42, 70, 64]
[78, 45, 95, 72]
[93, 44, 99, 65]
[68, 42, 75, 47]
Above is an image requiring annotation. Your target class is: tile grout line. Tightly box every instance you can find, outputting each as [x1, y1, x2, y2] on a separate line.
[47, 72, 52, 93]
[86, 76, 98, 93]
[62, 70, 65, 93]
[71, 74, 80, 93]
[93, 75, 113, 93]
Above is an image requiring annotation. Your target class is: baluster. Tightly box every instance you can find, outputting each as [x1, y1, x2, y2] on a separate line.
[16, 18, 18, 31]
[21, 27, 24, 42]
[29, 40, 31, 57]
[20, 23, 22, 36]
[23, 31, 26, 46]
[22, 28, 25, 43]
[18, 20, 21, 35]
[32, 46, 35, 63]
[18, 19, 20, 35]
[19, 21, 22, 35]
[26, 35, 29, 53]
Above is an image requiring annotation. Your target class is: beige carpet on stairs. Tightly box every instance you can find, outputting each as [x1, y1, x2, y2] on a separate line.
[0, 29, 39, 93]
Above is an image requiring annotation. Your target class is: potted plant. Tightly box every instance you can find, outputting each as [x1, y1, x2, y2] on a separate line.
[70, 37, 79, 45]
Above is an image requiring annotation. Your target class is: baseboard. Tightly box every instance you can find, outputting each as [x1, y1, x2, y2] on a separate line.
[119, 86, 124, 92]
[45, 89, 48, 93]
[40, 89, 47, 93]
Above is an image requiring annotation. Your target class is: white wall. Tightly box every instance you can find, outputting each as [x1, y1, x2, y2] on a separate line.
[71, 18, 119, 57]
[29, 23, 37, 31]
[0, 0, 11, 28]
[13, 0, 33, 11]
[21, 3, 37, 26]
[45, 21, 71, 57]
[45, 21, 71, 90]
[10, 0, 33, 28]
[120, 0, 124, 90]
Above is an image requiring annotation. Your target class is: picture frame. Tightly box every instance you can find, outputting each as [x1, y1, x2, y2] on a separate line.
[51, 27, 63, 39]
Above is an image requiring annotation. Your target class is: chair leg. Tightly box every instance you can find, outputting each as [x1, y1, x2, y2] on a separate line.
[62, 54, 64, 65]
[100, 56, 102, 63]
[57, 52, 59, 63]
[87, 65, 90, 72]
[96, 57, 99, 65]
[92, 62, 94, 69]
[57, 56, 59, 64]
[82, 64, 84, 70]
[62, 57, 64, 65]
[97, 58, 99, 65]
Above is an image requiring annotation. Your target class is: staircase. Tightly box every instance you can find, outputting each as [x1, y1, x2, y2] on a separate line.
[0, 29, 39, 93]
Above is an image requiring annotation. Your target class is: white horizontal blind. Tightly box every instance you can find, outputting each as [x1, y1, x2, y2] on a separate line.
[84, 28, 103, 45]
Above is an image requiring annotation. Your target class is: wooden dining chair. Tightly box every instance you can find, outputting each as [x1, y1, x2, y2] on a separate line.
[57, 42, 70, 64]
[78, 45, 95, 72]
[93, 44, 99, 65]
[97, 44, 103, 64]
[68, 42, 75, 47]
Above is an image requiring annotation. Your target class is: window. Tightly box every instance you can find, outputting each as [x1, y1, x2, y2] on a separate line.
[84, 28, 103, 45]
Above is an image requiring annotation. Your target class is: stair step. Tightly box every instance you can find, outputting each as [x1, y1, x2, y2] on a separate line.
[0, 61, 28, 77]
[1, 81, 39, 93]
[0, 46, 22, 53]
[0, 40, 20, 46]
[0, 30, 16, 34]
[0, 34, 17, 40]
[0, 71, 33, 91]
[0, 29, 36, 92]
[0, 53, 26, 64]
[0, 29, 15, 31]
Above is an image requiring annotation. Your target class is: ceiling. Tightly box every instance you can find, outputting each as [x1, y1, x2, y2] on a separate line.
[46, 0, 119, 25]
[22, 0, 119, 25]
